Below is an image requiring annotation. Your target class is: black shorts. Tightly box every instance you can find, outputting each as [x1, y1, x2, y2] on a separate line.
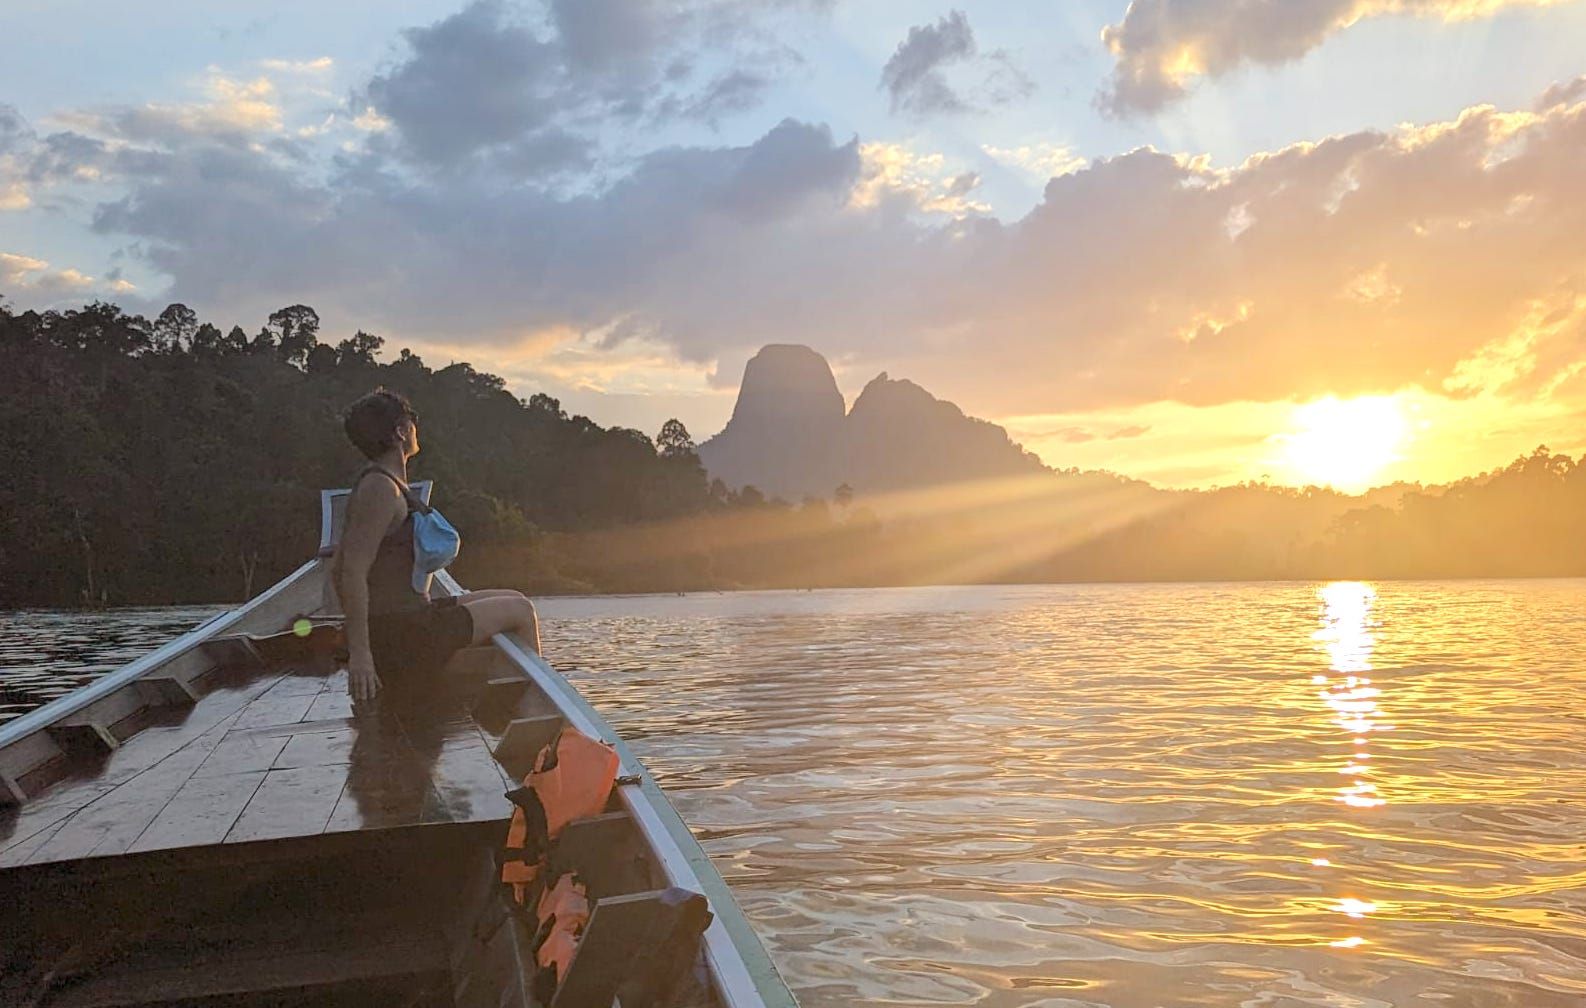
[368, 597, 474, 687]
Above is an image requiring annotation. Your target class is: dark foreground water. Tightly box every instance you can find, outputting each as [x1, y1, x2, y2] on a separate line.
[5, 580, 1586, 1007]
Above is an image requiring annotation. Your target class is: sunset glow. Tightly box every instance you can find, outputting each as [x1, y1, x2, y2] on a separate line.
[3, 1, 1586, 490]
[5, 4, 1586, 1003]
[1278, 397, 1408, 492]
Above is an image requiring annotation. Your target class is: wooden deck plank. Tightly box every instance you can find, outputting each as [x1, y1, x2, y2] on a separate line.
[273, 727, 356, 769]
[27, 716, 239, 863]
[3, 644, 525, 861]
[0, 672, 283, 863]
[325, 754, 439, 833]
[192, 731, 291, 778]
[35, 671, 282, 791]
[259, 669, 331, 696]
[0, 784, 118, 862]
[242, 716, 356, 739]
[230, 677, 324, 730]
[224, 764, 349, 843]
[322, 712, 439, 833]
[0, 818, 69, 867]
[419, 723, 514, 825]
[128, 771, 268, 853]
[300, 689, 354, 722]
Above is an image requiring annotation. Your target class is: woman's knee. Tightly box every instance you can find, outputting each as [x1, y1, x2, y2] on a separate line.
[514, 597, 541, 652]
[462, 594, 535, 637]
[460, 588, 523, 604]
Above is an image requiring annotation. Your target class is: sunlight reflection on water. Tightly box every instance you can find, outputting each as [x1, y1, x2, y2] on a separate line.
[6, 580, 1586, 1006]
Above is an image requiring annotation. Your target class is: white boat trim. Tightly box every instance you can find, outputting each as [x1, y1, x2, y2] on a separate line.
[436, 570, 795, 1008]
[2, 550, 794, 1006]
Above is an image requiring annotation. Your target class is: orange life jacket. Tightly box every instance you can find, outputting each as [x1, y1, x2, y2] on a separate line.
[500, 725, 620, 899]
[532, 727, 622, 837]
[534, 872, 591, 983]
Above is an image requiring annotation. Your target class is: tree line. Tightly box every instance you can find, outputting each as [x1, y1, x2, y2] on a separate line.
[2, 299, 1582, 608]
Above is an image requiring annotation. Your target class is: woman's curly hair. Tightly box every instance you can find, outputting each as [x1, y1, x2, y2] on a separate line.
[343, 388, 417, 460]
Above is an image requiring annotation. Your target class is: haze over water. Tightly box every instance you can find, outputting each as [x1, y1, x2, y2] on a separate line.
[6, 579, 1586, 1006]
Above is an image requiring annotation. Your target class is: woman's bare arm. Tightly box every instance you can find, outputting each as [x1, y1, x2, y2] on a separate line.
[333, 477, 402, 701]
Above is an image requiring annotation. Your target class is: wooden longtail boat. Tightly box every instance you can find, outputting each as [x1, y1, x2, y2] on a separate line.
[0, 483, 797, 1008]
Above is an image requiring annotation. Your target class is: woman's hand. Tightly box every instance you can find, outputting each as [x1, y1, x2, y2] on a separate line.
[348, 652, 382, 704]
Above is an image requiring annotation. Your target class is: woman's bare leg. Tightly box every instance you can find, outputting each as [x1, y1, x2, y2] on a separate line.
[456, 589, 523, 604]
[460, 591, 541, 652]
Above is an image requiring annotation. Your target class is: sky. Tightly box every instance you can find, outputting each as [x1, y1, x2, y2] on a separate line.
[3, 0, 1585, 491]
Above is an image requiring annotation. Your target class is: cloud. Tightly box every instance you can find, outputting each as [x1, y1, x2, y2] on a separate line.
[548, 0, 665, 74]
[671, 68, 776, 126]
[1044, 424, 1154, 444]
[86, 116, 867, 343]
[880, 11, 977, 115]
[879, 10, 1032, 117]
[1536, 73, 1586, 111]
[0, 105, 29, 156]
[362, 1, 577, 171]
[907, 95, 1586, 412]
[15, 33, 1585, 432]
[358, 0, 818, 176]
[0, 251, 48, 286]
[982, 142, 1087, 181]
[0, 106, 34, 210]
[849, 142, 989, 216]
[0, 65, 341, 214]
[1, 251, 100, 298]
[68, 71, 285, 144]
[1100, 0, 1569, 116]
[259, 56, 335, 75]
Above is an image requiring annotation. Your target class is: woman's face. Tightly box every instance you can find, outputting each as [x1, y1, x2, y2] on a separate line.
[399, 417, 420, 458]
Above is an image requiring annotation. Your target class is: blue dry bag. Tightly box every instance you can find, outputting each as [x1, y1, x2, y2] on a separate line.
[407, 492, 461, 595]
[361, 466, 461, 595]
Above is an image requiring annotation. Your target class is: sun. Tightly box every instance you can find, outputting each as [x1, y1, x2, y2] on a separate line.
[1278, 396, 1407, 492]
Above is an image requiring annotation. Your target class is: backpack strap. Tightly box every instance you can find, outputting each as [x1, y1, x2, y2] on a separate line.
[356, 465, 425, 514]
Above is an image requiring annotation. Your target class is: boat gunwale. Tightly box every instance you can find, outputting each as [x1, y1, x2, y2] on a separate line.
[434, 570, 797, 1008]
[2, 529, 795, 1006]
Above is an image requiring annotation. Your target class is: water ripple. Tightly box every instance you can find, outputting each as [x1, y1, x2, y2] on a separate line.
[543, 581, 1586, 1007]
[6, 580, 1586, 1006]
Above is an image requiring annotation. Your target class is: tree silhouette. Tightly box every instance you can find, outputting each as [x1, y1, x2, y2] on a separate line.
[267, 304, 320, 368]
[3, 296, 1583, 606]
[336, 330, 383, 367]
[527, 393, 565, 418]
[657, 419, 695, 459]
[154, 303, 198, 354]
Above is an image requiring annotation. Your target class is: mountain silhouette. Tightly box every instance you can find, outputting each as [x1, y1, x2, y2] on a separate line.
[699, 345, 1048, 499]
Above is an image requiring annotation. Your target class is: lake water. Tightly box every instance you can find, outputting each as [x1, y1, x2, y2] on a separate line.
[5, 580, 1586, 1007]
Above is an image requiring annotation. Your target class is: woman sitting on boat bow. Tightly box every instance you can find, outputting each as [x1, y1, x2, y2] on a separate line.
[332, 388, 541, 702]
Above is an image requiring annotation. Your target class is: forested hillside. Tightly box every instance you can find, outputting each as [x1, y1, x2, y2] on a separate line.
[4, 299, 1584, 609]
[0, 300, 713, 606]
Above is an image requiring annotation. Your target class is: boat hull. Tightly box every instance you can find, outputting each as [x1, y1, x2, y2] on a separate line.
[0, 556, 795, 1008]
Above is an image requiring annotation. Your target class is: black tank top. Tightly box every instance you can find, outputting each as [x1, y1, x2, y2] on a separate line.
[354, 466, 428, 616]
